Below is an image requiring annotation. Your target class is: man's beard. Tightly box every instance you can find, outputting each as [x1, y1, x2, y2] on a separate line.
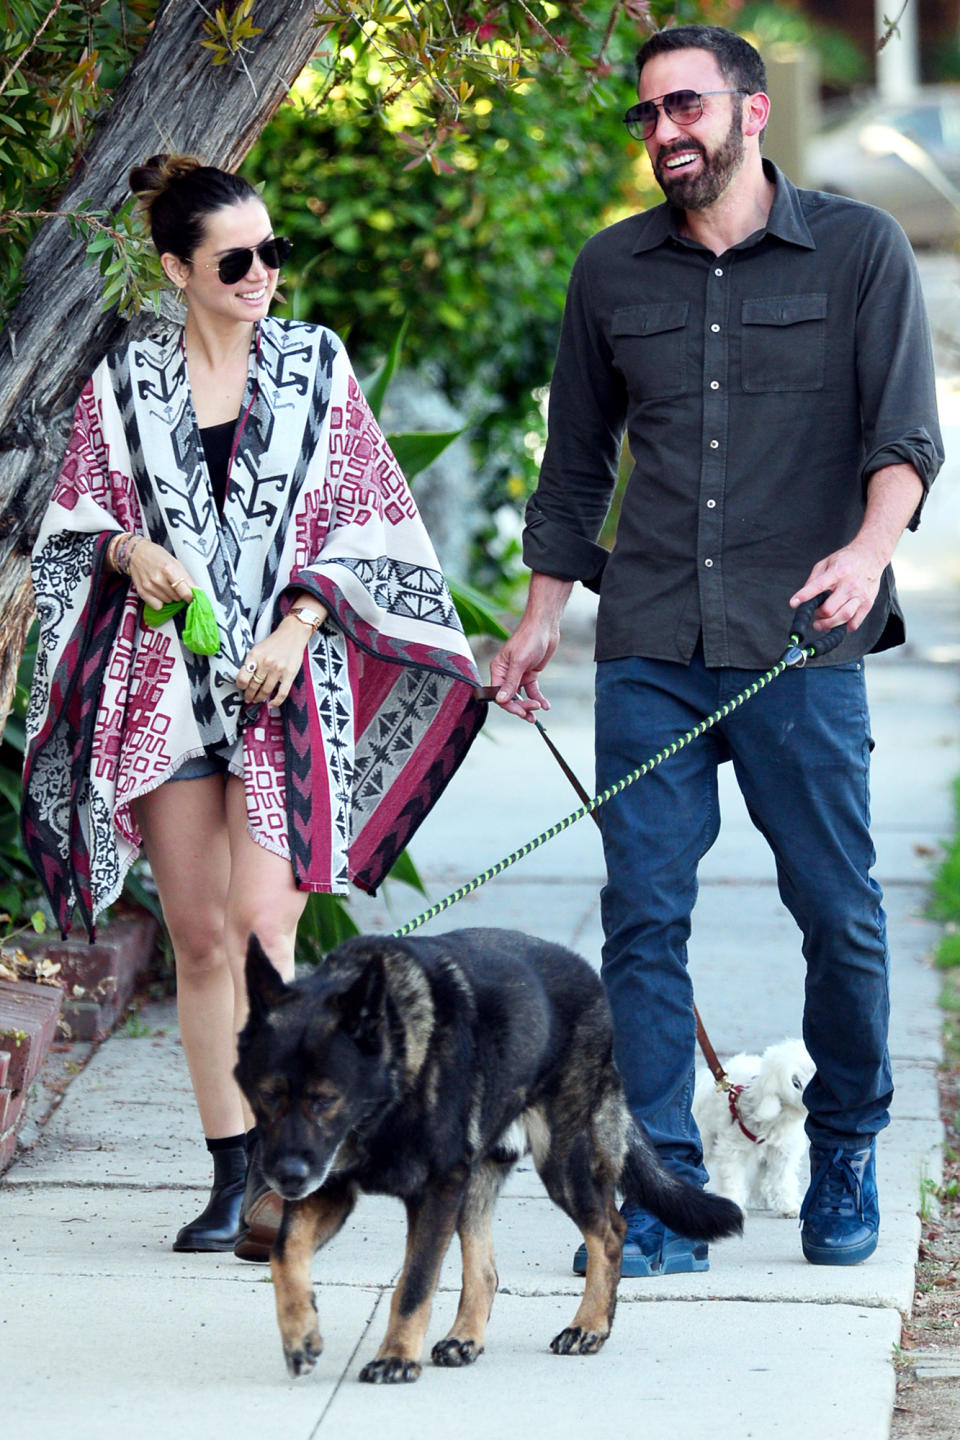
[654, 107, 745, 211]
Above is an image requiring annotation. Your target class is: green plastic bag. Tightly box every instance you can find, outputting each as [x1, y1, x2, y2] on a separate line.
[142, 587, 220, 656]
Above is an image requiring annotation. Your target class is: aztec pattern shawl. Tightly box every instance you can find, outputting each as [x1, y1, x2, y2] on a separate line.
[23, 317, 486, 936]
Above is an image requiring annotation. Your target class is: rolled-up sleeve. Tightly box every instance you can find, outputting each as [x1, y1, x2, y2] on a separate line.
[855, 214, 944, 528]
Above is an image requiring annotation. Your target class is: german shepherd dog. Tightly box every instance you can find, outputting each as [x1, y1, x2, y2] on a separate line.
[235, 928, 742, 1384]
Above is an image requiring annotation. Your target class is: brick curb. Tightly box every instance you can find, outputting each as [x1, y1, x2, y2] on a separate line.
[0, 977, 63, 1174]
[1, 914, 158, 1174]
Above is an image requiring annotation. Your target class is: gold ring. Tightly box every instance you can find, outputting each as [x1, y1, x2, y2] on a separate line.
[253, 672, 265, 683]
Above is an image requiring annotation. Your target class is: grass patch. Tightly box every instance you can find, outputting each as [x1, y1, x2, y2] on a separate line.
[943, 970, 960, 1067]
[930, 778, 960, 970]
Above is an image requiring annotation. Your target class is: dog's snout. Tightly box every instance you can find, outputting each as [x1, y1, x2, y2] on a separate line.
[272, 1155, 312, 1194]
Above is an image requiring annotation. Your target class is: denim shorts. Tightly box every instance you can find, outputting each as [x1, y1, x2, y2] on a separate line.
[169, 749, 230, 782]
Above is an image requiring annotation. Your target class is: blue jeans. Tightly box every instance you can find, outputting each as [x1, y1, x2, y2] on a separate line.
[595, 649, 892, 1189]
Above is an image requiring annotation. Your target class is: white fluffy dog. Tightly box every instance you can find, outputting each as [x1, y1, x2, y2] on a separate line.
[693, 1039, 816, 1216]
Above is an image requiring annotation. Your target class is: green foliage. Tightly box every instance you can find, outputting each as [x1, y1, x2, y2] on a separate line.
[736, 2, 867, 92]
[0, 0, 159, 324]
[200, 0, 262, 67]
[930, 777, 960, 970]
[249, 6, 658, 540]
[0, 626, 43, 937]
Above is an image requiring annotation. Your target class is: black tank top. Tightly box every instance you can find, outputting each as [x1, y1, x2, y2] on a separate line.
[199, 419, 236, 513]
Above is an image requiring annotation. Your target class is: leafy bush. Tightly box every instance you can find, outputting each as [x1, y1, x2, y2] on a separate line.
[247, 13, 658, 539]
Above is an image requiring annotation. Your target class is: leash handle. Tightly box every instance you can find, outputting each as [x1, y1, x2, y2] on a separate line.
[784, 590, 848, 665]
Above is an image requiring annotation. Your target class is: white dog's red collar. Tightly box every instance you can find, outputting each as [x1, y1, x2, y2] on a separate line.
[728, 1084, 765, 1145]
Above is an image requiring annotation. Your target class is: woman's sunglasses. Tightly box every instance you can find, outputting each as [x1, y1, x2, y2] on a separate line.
[202, 236, 293, 286]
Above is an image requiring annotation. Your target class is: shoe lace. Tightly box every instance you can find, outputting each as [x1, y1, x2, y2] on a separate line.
[799, 1149, 863, 1222]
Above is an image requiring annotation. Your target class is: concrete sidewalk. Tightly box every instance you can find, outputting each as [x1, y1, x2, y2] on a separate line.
[2, 583, 956, 1440]
[3, 373, 960, 1440]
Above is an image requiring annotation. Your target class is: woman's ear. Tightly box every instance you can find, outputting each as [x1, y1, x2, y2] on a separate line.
[160, 250, 190, 291]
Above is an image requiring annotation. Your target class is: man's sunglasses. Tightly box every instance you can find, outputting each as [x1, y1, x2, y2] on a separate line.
[201, 236, 293, 286]
[623, 89, 748, 142]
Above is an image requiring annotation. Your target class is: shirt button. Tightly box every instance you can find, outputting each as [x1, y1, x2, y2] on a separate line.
[709, 380, 720, 390]
[705, 558, 715, 568]
[706, 498, 716, 508]
[714, 267, 723, 276]
[711, 323, 720, 333]
[709, 440, 720, 449]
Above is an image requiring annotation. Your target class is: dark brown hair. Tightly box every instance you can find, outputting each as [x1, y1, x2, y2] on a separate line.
[128, 153, 261, 260]
[636, 25, 767, 95]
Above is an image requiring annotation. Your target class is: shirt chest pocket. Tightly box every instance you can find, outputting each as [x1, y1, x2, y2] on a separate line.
[740, 292, 828, 393]
[611, 302, 689, 401]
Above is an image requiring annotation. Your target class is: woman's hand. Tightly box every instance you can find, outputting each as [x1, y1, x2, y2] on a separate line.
[236, 613, 318, 709]
[127, 538, 197, 611]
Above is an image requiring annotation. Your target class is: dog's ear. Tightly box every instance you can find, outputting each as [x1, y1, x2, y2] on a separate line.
[752, 1094, 783, 1122]
[245, 933, 291, 1016]
[334, 956, 388, 1055]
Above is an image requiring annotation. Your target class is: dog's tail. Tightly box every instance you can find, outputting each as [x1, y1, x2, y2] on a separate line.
[621, 1120, 743, 1241]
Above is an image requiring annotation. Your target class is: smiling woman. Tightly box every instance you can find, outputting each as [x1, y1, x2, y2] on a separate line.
[21, 152, 485, 1261]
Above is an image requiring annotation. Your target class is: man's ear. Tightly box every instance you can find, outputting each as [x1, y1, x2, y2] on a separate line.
[743, 90, 771, 139]
[245, 933, 290, 1017]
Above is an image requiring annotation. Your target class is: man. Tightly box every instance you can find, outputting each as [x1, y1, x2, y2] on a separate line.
[491, 25, 942, 1276]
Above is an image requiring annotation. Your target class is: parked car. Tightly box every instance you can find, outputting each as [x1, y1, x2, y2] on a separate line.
[805, 88, 960, 247]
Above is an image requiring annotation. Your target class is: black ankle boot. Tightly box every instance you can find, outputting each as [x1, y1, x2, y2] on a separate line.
[173, 1138, 247, 1252]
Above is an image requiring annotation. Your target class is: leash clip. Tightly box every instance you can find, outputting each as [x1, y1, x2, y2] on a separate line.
[782, 643, 809, 669]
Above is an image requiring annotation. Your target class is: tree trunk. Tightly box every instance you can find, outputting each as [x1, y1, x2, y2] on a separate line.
[0, 0, 323, 733]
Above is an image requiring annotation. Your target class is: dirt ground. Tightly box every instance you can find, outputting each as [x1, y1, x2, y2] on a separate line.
[892, 1058, 960, 1437]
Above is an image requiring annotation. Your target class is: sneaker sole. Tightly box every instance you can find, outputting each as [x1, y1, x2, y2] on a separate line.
[573, 1248, 702, 1278]
[801, 1234, 878, 1266]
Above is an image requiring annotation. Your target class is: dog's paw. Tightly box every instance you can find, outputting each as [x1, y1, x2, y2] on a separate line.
[550, 1326, 607, 1356]
[359, 1356, 422, 1384]
[283, 1331, 323, 1379]
[432, 1336, 483, 1367]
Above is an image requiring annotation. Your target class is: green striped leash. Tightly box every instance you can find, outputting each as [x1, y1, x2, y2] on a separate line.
[391, 594, 844, 940]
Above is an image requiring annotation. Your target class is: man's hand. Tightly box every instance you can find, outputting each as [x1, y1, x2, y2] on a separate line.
[489, 574, 573, 722]
[789, 539, 885, 633]
[790, 462, 924, 632]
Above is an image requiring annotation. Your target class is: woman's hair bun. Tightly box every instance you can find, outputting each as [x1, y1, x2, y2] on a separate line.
[128, 153, 204, 202]
[127, 153, 260, 260]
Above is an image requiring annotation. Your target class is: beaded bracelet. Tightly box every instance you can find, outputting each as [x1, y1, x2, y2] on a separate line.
[107, 532, 130, 573]
[123, 535, 144, 575]
[108, 532, 144, 577]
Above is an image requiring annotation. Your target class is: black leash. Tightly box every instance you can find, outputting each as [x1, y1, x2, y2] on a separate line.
[391, 594, 844, 947]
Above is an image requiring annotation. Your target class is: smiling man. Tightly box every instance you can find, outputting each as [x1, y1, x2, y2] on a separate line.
[491, 26, 943, 1277]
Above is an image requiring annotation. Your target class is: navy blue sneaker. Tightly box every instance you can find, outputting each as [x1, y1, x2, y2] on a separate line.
[572, 1204, 709, 1277]
[800, 1141, 879, 1266]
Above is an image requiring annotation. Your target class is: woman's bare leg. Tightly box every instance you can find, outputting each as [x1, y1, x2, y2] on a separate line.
[132, 776, 243, 1139]
[223, 774, 308, 1046]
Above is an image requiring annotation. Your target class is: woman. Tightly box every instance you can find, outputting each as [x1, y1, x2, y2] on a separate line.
[22, 155, 485, 1257]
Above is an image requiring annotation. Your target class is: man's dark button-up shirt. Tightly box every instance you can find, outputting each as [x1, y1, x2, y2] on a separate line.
[523, 161, 944, 668]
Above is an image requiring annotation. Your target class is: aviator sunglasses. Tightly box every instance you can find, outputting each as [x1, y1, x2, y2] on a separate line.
[623, 89, 748, 141]
[201, 236, 293, 285]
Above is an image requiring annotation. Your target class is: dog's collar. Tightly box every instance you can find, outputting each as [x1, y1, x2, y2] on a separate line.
[728, 1084, 765, 1145]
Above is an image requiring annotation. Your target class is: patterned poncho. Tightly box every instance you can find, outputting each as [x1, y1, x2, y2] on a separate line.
[22, 317, 486, 936]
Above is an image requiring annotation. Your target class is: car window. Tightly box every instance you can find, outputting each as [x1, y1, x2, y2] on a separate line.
[892, 107, 944, 146]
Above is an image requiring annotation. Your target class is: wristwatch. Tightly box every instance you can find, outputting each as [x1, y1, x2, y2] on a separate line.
[289, 605, 326, 632]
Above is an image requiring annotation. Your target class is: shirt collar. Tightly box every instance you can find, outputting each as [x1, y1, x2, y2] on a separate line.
[631, 159, 816, 254]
